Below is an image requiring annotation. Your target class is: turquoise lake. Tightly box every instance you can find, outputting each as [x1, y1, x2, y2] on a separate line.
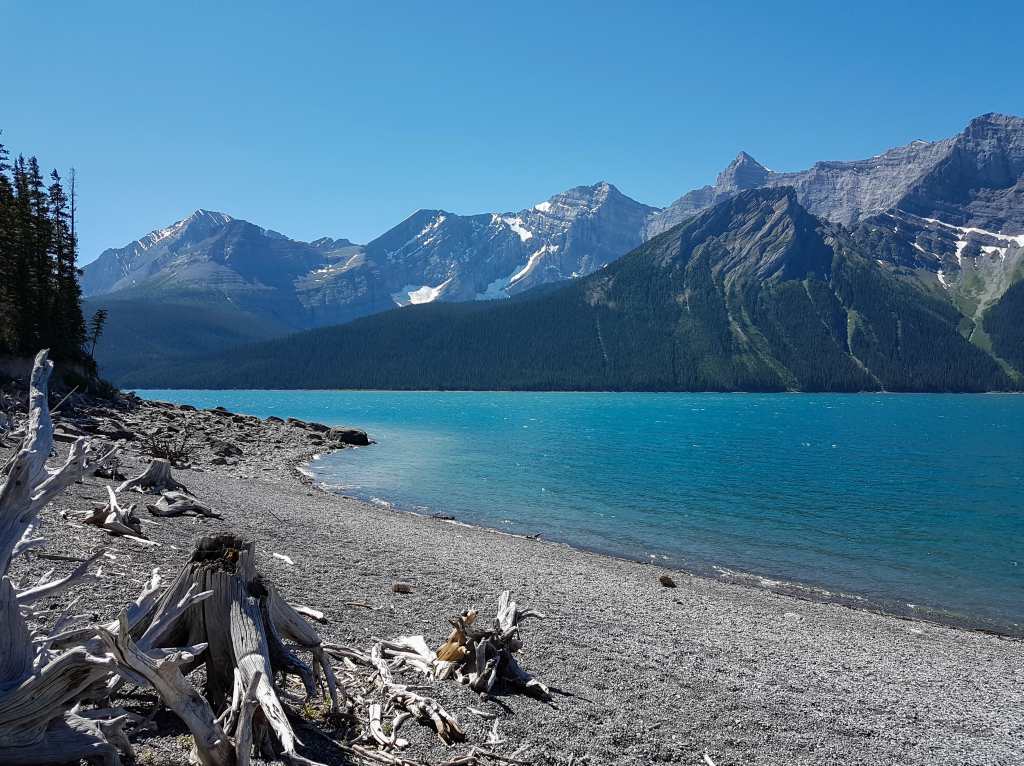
[136, 390, 1024, 634]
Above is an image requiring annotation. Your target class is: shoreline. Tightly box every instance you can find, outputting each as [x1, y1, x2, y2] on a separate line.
[137, 386, 1024, 395]
[18, 394, 1021, 764]
[297, 451, 1024, 641]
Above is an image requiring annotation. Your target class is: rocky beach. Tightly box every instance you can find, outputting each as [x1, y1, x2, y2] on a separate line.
[5, 394, 1023, 766]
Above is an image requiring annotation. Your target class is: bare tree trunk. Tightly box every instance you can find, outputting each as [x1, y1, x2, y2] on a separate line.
[0, 351, 121, 762]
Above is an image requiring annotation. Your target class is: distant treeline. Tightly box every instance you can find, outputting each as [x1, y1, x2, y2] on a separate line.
[0, 139, 91, 364]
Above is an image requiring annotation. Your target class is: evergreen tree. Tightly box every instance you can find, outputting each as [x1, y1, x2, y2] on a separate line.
[0, 142, 14, 354]
[0, 136, 90, 366]
[47, 170, 86, 358]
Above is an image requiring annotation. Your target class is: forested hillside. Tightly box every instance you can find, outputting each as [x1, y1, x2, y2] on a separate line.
[0, 141, 91, 365]
[122, 189, 1019, 392]
[983, 280, 1024, 373]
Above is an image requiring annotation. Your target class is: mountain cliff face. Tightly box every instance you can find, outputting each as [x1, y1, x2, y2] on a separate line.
[649, 138, 957, 236]
[652, 114, 1024, 235]
[646, 152, 772, 235]
[896, 113, 1024, 231]
[349, 181, 658, 305]
[84, 113, 1024, 387]
[82, 183, 657, 323]
[81, 209, 366, 323]
[124, 189, 1017, 392]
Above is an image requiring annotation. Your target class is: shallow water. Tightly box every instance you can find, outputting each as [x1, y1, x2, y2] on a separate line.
[136, 389, 1024, 634]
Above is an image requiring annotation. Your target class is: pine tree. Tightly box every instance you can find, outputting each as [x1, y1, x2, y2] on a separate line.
[0, 136, 90, 366]
[0, 142, 14, 354]
[47, 170, 86, 360]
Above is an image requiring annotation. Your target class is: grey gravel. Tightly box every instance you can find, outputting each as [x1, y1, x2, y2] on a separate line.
[7, 399, 1023, 765]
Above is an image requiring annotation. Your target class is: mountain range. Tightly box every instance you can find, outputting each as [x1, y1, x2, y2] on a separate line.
[85, 113, 1024, 389]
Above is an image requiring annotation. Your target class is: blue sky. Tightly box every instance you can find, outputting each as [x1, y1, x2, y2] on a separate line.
[4, 1, 1023, 263]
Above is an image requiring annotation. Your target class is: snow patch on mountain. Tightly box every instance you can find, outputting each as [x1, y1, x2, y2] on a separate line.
[916, 216, 1024, 247]
[509, 244, 558, 287]
[392, 277, 454, 307]
[501, 216, 533, 242]
[475, 274, 514, 301]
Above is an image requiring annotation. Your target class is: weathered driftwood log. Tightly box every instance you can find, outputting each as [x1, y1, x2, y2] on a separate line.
[3, 353, 551, 766]
[147, 490, 221, 518]
[388, 592, 550, 702]
[0, 351, 124, 765]
[437, 609, 478, 662]
[127, 533, 337, 765]
[82, 486, 145, 537]
[453, 591, 550, 701]
[117, 458, 188, 495]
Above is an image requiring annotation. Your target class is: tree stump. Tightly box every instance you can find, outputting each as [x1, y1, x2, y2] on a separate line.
[117, 458, 188, 495]
[129, 533, 339, 764]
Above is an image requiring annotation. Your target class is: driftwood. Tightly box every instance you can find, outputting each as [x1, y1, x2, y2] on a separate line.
[0, 351, 123, 765]
[382, 592, 550, 702]
[1, 352, 553, 766]
[453, 591, 550, 701]
[83, 486, 145, 537]
[0, 353, 326, 765]
[123, 533, 338, 764]
[147, 490, 221, 518]
[117, 458, 188, 494]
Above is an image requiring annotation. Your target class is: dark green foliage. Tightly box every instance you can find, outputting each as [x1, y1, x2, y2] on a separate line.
[0, 140, 90, 365]
[984, 279, 1024, 373]
[85, 295, 294, 383]
[87, 307, 108, 359]
[121, 189, 1018, 392]
[831, 253, 1012, 392]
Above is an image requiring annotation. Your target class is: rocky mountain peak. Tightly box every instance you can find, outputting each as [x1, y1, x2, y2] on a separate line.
[310, 236, 357, 251]
[669, 187, 833, 282]
[543, 181, 623, 212]
[715, 152, 771, 192]
[964, 112, 1024, 134]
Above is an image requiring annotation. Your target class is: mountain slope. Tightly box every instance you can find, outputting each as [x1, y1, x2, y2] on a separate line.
[125, 189, 1016, 392]
[83, 294, 292, 383]
[650, 113, 1024, 236]
[350, 181, 658, 305]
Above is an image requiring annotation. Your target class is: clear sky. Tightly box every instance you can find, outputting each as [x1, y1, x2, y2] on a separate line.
[4, 0, 1023, 264]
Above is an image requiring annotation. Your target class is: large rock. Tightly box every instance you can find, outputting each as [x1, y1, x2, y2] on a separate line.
[329, 427, 370, 446]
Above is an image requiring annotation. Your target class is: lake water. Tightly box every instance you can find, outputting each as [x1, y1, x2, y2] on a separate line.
[136, 390, 1024, 635]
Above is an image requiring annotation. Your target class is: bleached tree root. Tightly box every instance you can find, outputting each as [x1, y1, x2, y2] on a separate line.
[82, 485, 145, 537]
[452, 591, 551, 701]
[147, 490, 221, 518]
[0, 351, 118, 762]
[370, 592, 549, 703]
[1, 352, 552, 766]
[0, 711, 130, 765]
[117, 458, 188, 495]
[127, 533, 335, 765]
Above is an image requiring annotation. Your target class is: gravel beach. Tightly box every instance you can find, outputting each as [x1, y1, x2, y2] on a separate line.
[7, 398, 1023, 766]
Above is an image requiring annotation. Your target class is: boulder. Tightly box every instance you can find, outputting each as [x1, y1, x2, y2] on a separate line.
[329, 427, 370, 446]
